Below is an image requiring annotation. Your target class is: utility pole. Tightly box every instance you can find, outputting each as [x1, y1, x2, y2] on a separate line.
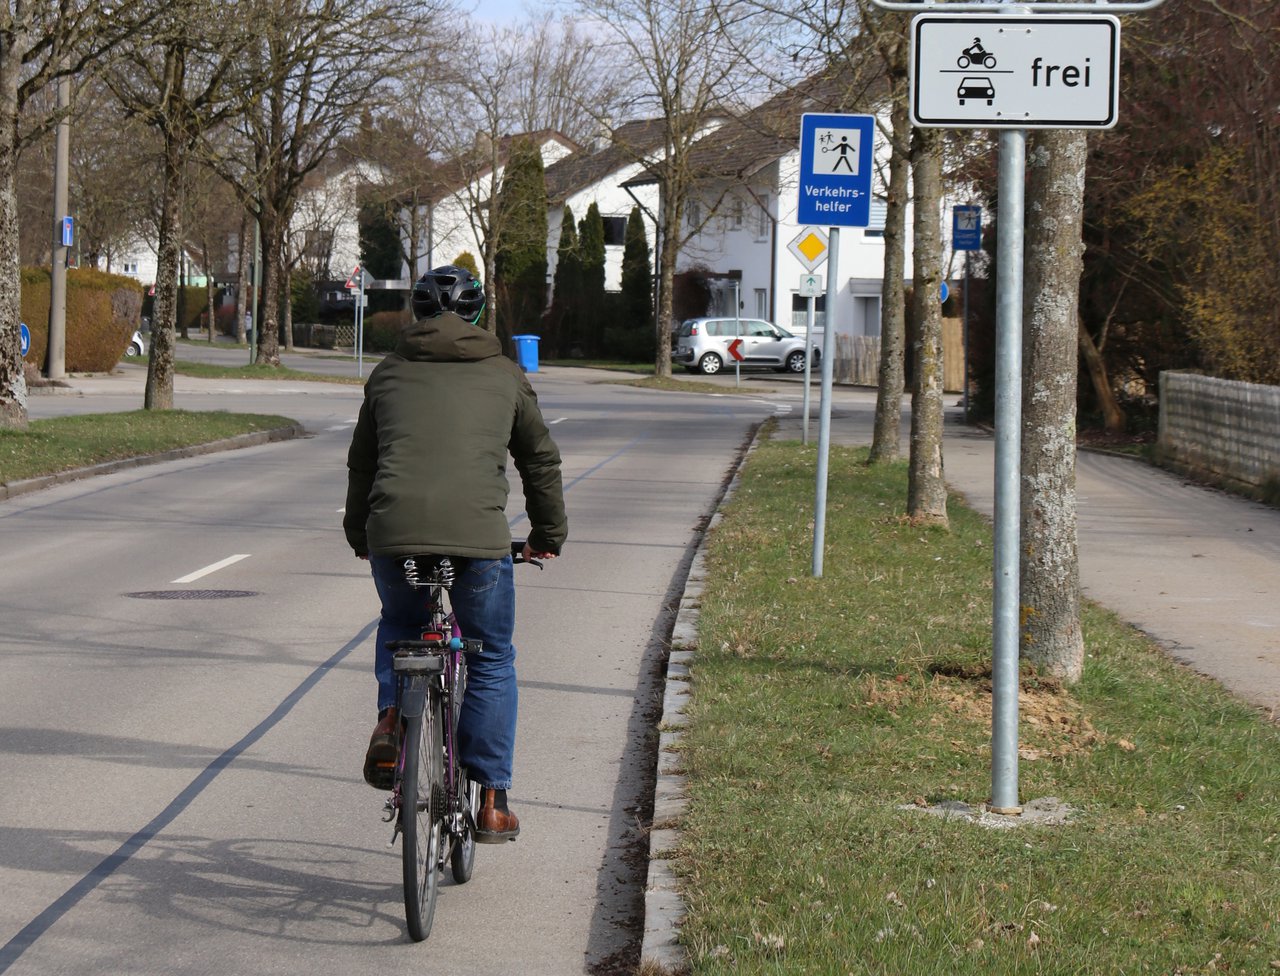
[45, 70, 71, 380]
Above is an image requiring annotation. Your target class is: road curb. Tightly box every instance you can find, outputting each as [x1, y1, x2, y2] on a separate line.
[640, 425, 760, 974]
[0, 424, 308, 501]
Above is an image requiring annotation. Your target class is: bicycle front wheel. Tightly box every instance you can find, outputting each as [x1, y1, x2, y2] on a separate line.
[401, 692, 445, 942]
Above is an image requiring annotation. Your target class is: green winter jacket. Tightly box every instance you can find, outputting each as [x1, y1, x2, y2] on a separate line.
[343, 312, 567, 559]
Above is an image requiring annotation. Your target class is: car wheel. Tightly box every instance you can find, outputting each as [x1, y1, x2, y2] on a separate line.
[785, 350, 807, 373]
[698, 353, 723, 375]
[126, 341, 143, 357]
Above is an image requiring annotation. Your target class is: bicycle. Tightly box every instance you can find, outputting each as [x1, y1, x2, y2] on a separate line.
[379, 541, 541, 942]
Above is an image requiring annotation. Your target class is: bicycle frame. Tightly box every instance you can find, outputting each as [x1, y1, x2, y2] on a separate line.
[387, 592, 478, 844]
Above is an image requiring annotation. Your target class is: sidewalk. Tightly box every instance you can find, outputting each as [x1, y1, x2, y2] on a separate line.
[772, 398, 1280, 717]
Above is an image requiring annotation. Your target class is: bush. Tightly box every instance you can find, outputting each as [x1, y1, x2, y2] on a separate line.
[21, 267, 143, 372]
[362, 309, 412, 352]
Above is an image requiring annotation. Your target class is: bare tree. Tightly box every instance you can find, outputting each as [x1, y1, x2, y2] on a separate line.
[1020, 130, 1086, 683]
[576, 0, 772, 377]
[507, 16, 627, 148]
[905, 125, 947, 525]
[866, 6, 910, 464]
[108, 0, 255, 409]
[211, 0, 438, 366]
[0, 1, 158, 428]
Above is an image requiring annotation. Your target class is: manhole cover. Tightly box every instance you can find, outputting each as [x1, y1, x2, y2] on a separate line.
[126, 590, 260, 600]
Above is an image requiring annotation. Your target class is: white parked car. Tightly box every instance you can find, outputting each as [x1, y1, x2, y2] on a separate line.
[124, 329, 146, 358]
[673, 317, 818, 375]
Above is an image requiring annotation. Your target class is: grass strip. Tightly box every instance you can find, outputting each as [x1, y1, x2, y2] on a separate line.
[677, 434, 1280, 974]
[173, 360, 363, 384]
[0, 410, 298, 484]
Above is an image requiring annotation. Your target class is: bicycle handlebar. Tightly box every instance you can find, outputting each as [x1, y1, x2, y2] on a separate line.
[511, 539, 554, 569]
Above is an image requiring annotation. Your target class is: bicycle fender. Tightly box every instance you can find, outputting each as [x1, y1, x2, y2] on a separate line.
[400, 681, 428, 720]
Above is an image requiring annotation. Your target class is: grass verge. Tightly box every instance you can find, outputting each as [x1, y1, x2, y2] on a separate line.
[1, 410, 298, 484]
[676, 434, 1280, 974]
[174, 360, 363, 384]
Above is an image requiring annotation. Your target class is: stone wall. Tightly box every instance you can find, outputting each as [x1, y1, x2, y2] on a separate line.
[1158, 372, 1280, 491]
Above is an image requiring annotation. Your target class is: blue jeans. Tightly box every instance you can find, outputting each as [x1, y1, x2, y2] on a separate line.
[369, 554, 518, 790]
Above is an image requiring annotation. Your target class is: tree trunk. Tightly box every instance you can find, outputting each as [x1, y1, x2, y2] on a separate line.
[906, 127, 948, 524]
[869, 39, 910, 464]
[145, 131, 183, 411]
[256, 202, 282, 366]
[0, 49, 28, 429]
[1077, 313, 1125, 433]
[1020, 130, 1086, 684]
[653, 190, 679, 379]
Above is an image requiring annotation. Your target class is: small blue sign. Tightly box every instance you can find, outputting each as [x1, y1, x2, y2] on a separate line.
[953, 205, 982, 250]
[798, 113, 876, 228]
[19, 322, 30, 357]
[940, 281, 950, 304]
[61, 216, 74, 248]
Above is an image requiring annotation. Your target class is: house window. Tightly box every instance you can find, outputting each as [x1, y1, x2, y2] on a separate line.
[755, 194, 770, 240]
[864, 198, 888, 239]
[791, 292, 826, 331]
[602, 216, 627, 247]
[729, 196, 744, 231]
[123, 261, 139, 274]
[686, 200, 701, 229]
[755, 289, 767, 319]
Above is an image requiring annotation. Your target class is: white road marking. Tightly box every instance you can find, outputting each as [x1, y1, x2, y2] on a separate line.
[549, 417, 567, 424]
[173, 554, 251, 584]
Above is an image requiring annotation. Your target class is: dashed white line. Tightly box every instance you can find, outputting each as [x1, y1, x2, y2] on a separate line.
[549, 417, 567, 424]
[173, 554, 251, 584]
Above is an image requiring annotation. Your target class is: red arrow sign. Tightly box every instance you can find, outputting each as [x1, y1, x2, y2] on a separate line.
[727, 337, 745, 362]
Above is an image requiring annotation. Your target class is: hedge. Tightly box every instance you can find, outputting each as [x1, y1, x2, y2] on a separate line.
[22, 268, 144, 372]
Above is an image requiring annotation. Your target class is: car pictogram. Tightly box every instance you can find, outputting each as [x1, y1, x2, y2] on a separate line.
[957, 77, 995, 106]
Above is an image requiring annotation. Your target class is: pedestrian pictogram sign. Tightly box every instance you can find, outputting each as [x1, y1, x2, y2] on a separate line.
[911, 15, 1121, 129]
[953, 205, 982, 250]
[727, 338, 745, 362]
[797, 114, 875, 228]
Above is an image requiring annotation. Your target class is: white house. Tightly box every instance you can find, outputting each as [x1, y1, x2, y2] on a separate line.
[543, 118, 669, 292]
[410, 130, 580, 279]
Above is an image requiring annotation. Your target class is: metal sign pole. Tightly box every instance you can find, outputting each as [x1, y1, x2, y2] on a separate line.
[734, 282, 741, 388]
[991, 129, 1026, 813]
[357, 276, 366, 379]
[811, 228, 840, 578]
[803, 295, 815, 445]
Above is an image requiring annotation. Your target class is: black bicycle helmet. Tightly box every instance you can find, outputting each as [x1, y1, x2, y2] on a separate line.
[411, 265, 486, 323]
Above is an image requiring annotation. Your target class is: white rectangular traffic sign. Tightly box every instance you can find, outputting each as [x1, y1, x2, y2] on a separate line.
[797, 113, 875, 227]
[911, 15, 1120, 129]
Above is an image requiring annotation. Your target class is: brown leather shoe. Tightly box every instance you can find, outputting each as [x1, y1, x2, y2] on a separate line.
[362, 708, 399, 789]
[475, 787, 520, 843]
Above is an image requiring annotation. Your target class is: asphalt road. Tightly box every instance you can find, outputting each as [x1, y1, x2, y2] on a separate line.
[4, 363, 790, 974]
[8, 352, 1279, 972]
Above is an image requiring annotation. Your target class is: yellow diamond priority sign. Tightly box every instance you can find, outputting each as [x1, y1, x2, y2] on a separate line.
[788, 227, 829, 272]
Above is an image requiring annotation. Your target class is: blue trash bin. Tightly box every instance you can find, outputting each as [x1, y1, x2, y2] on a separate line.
[512, 334, 540, 373]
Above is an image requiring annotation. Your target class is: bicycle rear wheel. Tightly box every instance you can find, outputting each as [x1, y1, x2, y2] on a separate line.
[401, 692, 445, 942]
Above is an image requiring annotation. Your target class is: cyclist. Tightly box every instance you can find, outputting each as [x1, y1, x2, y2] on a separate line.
[344, 265, 567, 843]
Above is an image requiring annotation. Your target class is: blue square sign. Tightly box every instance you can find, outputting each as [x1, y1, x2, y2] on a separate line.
[953, 205, 982, 250]
[797, 113, 876, 228]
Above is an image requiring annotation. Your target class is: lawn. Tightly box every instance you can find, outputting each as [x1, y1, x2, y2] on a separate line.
[674, 433, 1280, 974]
[1, 410, 298, 484]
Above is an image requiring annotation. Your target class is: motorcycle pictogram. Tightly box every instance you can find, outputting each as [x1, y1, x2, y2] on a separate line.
[956, 38, 997, 70]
